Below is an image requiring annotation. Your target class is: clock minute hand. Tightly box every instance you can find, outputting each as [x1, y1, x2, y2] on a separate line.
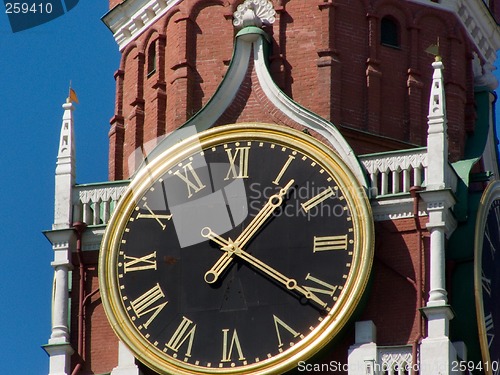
[223, 244, 326, 308]
[235, 179, 295, 248]
[201, 227, 325, 307]
[202, 180, 294, 284]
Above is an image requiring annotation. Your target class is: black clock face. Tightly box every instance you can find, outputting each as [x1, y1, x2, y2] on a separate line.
[478, 196, 500, 374]
[101, 125, 373, 374]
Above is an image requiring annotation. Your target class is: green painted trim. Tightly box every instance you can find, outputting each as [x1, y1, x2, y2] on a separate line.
[68, 270, 72, 333]
[360, 146, 427, 158]
[451, 88, 492, 223]
[371, 192, 413, 199]
[465, 89, 491, 160]
[41, 342, 74, 356]
[86, 223, 108, 229]
[451, 158, 479, 222]
[236, 26, 270, 42]
[41, 343, 65, 349]
[493, 91, 499, 167]
[75, 180, 130, 188]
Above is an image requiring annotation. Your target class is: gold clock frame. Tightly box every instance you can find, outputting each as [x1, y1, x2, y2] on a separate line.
[474, 180, 500, 375]
[99, 123, 374, 374]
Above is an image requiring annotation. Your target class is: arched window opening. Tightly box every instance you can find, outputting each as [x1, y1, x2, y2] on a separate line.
[381, 16, 400, 48]
[147, 40, 157, 77]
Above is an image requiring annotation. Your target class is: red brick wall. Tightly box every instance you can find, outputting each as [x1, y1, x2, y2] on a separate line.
[361, 218, 430, 345]
[71, 253, 119, 373]
[192, 2, 234, 109]
[109, 0, 121, 9]
[108, 0, 476, 180]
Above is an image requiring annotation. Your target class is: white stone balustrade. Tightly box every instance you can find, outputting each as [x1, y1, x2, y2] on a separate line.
[72, 181, 129, 226]
[359, 148, 458, 198]
[360, 148, 428, 197]
[377, 346, 414, 375]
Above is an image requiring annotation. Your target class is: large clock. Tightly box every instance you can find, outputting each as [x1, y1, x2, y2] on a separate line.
[99, 123, 374, 374]
[474, 180, 500, 375]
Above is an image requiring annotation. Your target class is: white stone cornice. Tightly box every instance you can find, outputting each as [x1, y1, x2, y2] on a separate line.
[473, 52, 498, 89]
[408, 0, 500, 68]
[370, 196, 427, 222]
[44, 228, 76, 249]
[418, 189, 457, 237]
[82, 226, 106, 252]
[102, 0, 182, 51]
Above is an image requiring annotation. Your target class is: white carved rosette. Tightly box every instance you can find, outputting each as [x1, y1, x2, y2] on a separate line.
[233, 0, 276, 29]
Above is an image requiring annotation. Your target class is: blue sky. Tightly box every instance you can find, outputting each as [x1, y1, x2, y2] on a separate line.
[0, 3, 118, 374]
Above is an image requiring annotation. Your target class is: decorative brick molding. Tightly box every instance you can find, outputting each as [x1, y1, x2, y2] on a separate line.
[103, 0, 181, 51]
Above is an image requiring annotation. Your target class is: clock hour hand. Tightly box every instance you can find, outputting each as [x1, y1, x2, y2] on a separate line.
[201, 227, 235, 284]
[202, 180, 295, 284]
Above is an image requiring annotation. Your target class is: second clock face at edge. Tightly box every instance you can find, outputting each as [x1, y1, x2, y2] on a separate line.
[101, 124, 373, 374]
[476, 181, 500, 375]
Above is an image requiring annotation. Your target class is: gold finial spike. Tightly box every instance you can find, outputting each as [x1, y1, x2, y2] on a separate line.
[425, 38, 441, 62]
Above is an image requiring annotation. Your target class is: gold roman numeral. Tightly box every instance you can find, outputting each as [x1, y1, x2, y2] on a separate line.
[273, 315, 300, 349]
[485, 312, 495, 348]
[221, 328, 245, 362]
[224, 146, 250, 180]
[482, 271, 492, 297]
[124, 251, 157, 273]
[136, 202, 172, 230]
[313, 235, 348, 252]
[303, 273, 338, 308]
[166, 316, 197, 358]
[272, 154, 295, 185]
[130, 283, 168, 329]
[173, 162, 206, 198]
[485, 225, 497, 260]
[495, 204, 500, 245]
[301, 187, 334, 212]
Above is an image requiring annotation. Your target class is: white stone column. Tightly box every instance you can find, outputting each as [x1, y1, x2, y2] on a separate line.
[348, 321, 377, 375]
[43, 229, 76, 375]
[111, 341, 142, 375]
[51, 264, 70, 341]
[426, 208, 448, 305]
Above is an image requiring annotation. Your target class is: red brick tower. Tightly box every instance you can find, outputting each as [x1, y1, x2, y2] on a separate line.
[43, 1, 500, 374]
